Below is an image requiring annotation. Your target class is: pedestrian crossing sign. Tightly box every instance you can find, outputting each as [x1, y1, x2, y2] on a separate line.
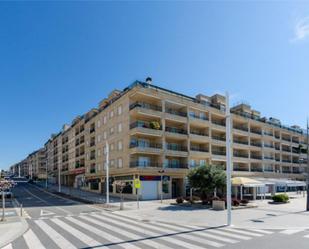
[134, 179, 141, 189]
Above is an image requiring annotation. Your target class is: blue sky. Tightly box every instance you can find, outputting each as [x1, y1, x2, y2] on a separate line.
[1, 1, 309, 170]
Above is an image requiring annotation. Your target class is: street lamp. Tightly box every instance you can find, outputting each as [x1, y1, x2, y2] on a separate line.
[225, 92, 232, 226]
[158, 169, 165, 203]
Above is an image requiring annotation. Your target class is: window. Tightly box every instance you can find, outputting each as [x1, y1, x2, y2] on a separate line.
[199, 159, 206, 166]
[118, 123, 122, 133]
[117, 105, 122, 115]
[86, 153, 89, 160]
[110, 110, 114, 118]
[110, 143, 114, 151]
[110, 127, 114, 135]
[97, 120, 101, 128]
[118, 141, 123, 151]
[111, 159, 115, 167]
[97, 135, 101, 143]
[103, 116, 107, 124]
[97, 149, 101, 157]
[103, 131, 107, 139]
[118, 158, 123, 168]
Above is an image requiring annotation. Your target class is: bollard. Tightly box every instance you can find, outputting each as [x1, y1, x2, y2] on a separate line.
[20, 203, 23, 217]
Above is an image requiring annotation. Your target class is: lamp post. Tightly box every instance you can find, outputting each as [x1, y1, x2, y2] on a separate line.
[225, 92, 232, 226]
[306, 118, 309, 211]
[158, 169, 165, 203]
[106, 141, 110, 206]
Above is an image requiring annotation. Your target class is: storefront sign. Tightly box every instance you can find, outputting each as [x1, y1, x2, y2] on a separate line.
[69, 168, 85, 175]
[140, 175, 170, 181]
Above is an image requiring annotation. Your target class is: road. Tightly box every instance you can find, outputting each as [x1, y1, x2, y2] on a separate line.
[3, 183, 309, 249]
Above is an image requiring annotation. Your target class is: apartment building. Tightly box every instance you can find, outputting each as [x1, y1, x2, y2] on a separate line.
[27, 148, 47, 180]
[10, 79, 307, 200]
[46, 80, 308, 199]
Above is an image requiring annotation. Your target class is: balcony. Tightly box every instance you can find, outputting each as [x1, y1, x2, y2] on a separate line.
[130, 161, 161, 168]
[263, 156, 274, 161]
[263, 131, 273, 137]
[233, 152, 249, 158]
[166, 144, 188, 157]
[212, 150, 226, 156]
[250, 129, 262, 135]
[90, 128, 95, 134]
[189, 113, 209, 126]
[251, 167, 263, 172]
[233, 140, 249, 145]
[250, 142, 262, 147]
[165, 109, 187, 122]
[282, 147, 291, 153]
[212, 135, 226, 142]
[190, 147, 209, 156]
[282, 137, 291, 142]
[90, 155, 96, 160]
[212, 120, 226, 128]
[90, 168, 96, 174]
[129, 102, 162, 117]
[251, 155, 262, 160]
[130, 121, 163, 137]
[165, 163, 188, 169]
[165, 127, 187, 139]
[130, 141, 163, 154]
[233, 125, 249, 134]
[282, 159, 292, 163]
[90, 141, 96, 147]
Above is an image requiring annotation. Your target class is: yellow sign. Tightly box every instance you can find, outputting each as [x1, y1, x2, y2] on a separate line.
[134, 179, 141, 189]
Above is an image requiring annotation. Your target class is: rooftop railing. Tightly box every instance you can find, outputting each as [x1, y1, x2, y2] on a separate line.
[129, 102, 162, 112]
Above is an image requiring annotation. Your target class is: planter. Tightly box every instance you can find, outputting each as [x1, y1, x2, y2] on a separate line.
[212, 200, 225, 210]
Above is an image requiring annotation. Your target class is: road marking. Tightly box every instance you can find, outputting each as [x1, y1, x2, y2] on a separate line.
[35, 220, 77, 249]
[40, 209, 55, 216]
[22, 187, 72, 215]
[220, 228, 263, 237]
[250, 229, 273, 235]
[66, 216, 141, 249]
[206, 229, 251, 240]
[1, 244, 13, 249]
[23, 229, 45, 249]
[51, 218, 101, 248]
[280, 229, 304, 235]
[80, 215, 172, 249]
[92, 214, 206, 249]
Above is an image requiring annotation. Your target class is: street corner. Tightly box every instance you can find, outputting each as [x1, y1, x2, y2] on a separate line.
[0, 218, 29, 248]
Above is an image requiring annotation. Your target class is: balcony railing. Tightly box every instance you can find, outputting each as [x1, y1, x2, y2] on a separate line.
[234, 126, 249, 132]
[282, 137, 291, 142]
[212, 135, 226, 141]
[234, 167, 249, 172]
[165, 163, 188, 169]
[130, 121, 162, 130]
[250, 142, 262, 147]
[130, 141, 162, 149]
[212, 120, 225, 126]
[250, 129, 262, 135]
[251, 155, 262, 160]
[233, 140, 248, 145]
[212, 150, 226, 156]
[263, 156, 274, 160]
[129, 102, 162, 112]
[233, 153, 249, 158]
[263, 131, 273, 137]
[282, 159, 292, 163]
[190, 130, 208, 136]
[90, 141, 96, 147]
[251, 167, 263, 172]
[189, 113, 209, 121]
[90, 155, 96, 160]
[165, 127, 187, 135]
[166, 144, 187, 151]
[282, 147, 291, 152]
[263, 144, 274, 148]
[190, 147, 209, 152]
[165, 108, 187, 117]
[130, 161, 161, 168]
[90, 168, 96, 174]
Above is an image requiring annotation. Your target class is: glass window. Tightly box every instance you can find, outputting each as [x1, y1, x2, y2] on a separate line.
[103, 131, 107, 139]
[118, 158, 123, 168]
[117, 105, 122, 115]
[118, 141, 123, 150]
[118, 123, 122, 133]
[103, 116, 107, 124]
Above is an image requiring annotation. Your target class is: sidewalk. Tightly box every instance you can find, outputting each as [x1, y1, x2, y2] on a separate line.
[0, 199, 28, 248]
[114, 194, 309, 230]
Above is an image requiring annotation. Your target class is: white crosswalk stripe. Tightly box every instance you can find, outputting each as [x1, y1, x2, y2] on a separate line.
[280, 229, 304, 235]
[51, 218, 101, 248]
[4, 212, 275, 249]
[65, 216, 142, 249]
[91, 214, 206, 249]
[1, 244, 12, 249]
[80, 214, 172, 249]
[23, 229, 45, 249]
[34, 219, 77, 249]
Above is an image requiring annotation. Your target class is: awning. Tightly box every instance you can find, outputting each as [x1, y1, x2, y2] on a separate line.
[232, 177, 265, 187]
[253, 178, 306, 187]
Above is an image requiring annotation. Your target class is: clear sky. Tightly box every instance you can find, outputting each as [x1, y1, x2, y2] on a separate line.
[1, 1, 309, 170]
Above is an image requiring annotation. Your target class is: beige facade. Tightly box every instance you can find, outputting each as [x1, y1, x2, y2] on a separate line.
[10, 80, 307, 199]
[27, 148, 47, 180]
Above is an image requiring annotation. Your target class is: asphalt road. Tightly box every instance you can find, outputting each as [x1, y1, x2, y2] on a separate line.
[3, 183, 309, 249]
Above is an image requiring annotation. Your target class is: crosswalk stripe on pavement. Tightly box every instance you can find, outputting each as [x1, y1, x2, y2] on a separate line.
[280, 229, 305, 235]
[1, 244, 13, 249]
[23, 229, 45, 249]
[65, 216, 142, 249]
[51, 218, 101, 248]
[220, 228, 264, 237]
[206, 229, 252, 240]
[34, 219, 77, 249]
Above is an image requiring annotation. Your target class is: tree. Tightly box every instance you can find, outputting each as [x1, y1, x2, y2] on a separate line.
[187, 165, 226, 199]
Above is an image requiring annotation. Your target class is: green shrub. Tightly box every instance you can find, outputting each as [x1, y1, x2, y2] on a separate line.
[149, 121, 161, 130]
[272, 194, 289, 203]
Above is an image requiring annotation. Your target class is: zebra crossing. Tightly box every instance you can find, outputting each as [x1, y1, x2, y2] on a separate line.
[279, 228, 309, 237]
[3, 212, 274, 249]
